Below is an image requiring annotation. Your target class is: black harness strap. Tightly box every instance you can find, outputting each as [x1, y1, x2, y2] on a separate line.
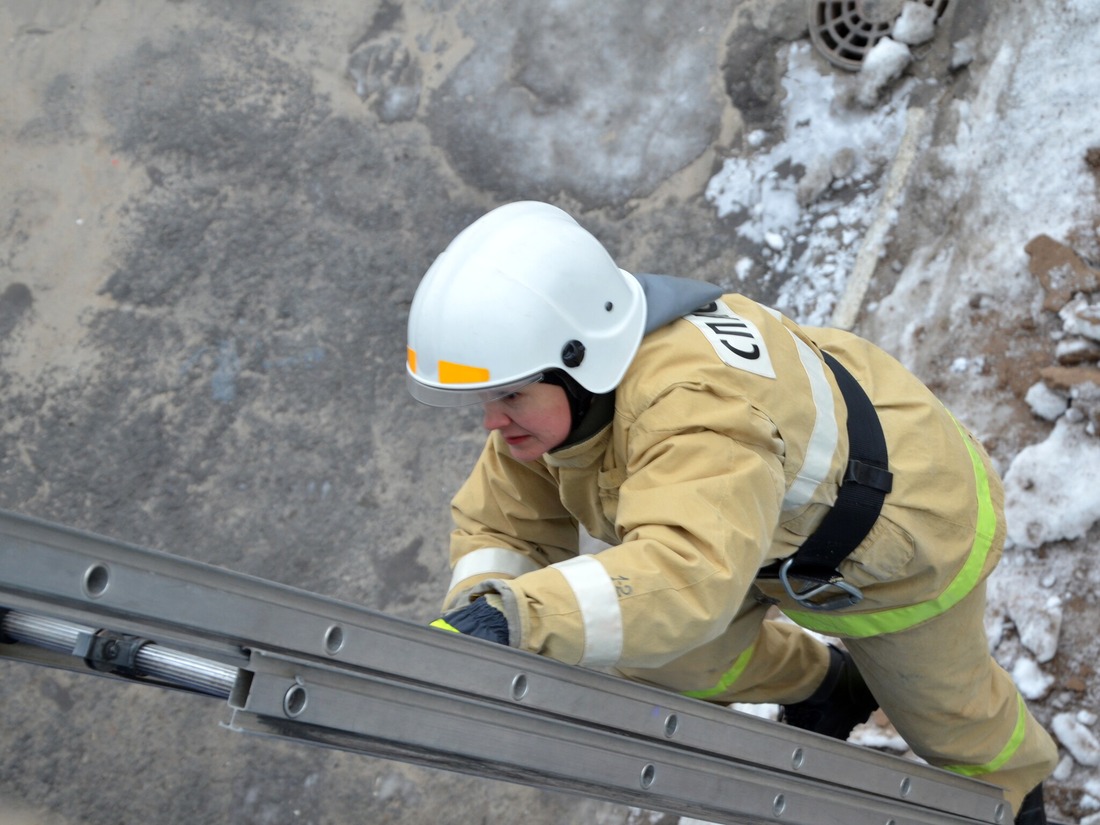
[759, 351, 893, 608]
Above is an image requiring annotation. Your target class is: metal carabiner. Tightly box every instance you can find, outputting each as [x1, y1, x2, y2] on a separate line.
[778, 558, 864, 611]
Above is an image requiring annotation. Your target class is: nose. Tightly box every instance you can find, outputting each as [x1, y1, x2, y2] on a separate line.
[482, 401, 510, 431]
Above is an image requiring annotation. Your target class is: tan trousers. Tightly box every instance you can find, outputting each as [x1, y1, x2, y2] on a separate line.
[843, 579, 1057, 815]
[619, 585, 1057, 816]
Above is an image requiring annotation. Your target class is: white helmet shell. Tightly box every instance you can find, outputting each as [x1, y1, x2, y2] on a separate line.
[406, 201, 646, 407]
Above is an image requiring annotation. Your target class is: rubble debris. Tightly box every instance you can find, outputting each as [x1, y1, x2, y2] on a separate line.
[1055, 336, 1100, 366]
[1060, 295, 1100, 341]
[1026, 234, 1100, 312]
[1015, 237, 1100, 432]
[1039, 365, 1100, 392]
[347, 37, 423, 123]
[1039, 364, 1100, 431]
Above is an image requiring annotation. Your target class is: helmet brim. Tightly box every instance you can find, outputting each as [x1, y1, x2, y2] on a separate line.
[406, 369, 544, 408]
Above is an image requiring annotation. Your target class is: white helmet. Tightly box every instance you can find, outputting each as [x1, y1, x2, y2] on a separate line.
[406, 201, 647, 407]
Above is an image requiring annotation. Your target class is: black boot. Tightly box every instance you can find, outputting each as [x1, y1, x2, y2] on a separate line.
[779, 646, 879, 740]
[1015, 784, 1047, 825]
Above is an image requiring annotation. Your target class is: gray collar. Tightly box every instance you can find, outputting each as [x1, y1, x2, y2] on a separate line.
[634, 273, 725, 334]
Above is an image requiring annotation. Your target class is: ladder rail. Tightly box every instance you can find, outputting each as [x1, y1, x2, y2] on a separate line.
[0, 509, 1010, 825]
[0, 608, 998, 825]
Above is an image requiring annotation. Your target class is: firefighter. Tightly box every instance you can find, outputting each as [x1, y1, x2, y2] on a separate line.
[407, 201, 1057, 823]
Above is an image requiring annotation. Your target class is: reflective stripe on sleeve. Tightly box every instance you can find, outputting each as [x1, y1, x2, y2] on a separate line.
[552, 555, 624, 667]
[783, 416, 998, 638]
[448, 546, 542, 592]
[782, 333, 839, 512]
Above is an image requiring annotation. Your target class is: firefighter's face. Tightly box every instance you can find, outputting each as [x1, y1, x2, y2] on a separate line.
[481, 382, 571, 462]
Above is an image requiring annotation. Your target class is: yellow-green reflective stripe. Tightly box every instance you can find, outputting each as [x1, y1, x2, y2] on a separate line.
[681, 644, 755, 700]
[430, 618, 460, 633]
[783, 419, 997, 638]
[943, 694, 1029, 777]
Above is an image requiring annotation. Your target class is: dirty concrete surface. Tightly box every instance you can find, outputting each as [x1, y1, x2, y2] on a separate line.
[1, 0, 1095, 823]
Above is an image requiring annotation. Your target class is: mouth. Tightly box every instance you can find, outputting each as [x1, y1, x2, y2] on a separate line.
[503, 434, 530, 446]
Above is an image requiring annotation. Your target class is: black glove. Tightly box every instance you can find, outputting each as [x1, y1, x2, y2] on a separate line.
[431, 595, 510, 645]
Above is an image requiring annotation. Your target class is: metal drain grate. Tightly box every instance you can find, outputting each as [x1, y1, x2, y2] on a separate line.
[809, 0, 950, 71]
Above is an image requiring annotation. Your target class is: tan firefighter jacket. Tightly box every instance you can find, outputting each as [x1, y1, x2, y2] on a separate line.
[444, 293, 1001, 671]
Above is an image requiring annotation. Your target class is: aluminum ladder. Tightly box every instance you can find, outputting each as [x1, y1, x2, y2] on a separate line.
[0, 508, 1013, 825]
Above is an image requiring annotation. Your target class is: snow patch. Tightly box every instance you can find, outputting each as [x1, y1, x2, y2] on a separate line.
[705, 42, 913, 325]
[849, 724, 910, 753]
[1052, 712, 1100, 767]
[858, 38, 912, 107]
[892, 2, 938, 46]
[1011, 656, 1054, 701]
[1009, 595, 1063, 663]
[730, 702, 779, 721]
[1052, 754, 1075, 782]
[1003, 418, 1100, 548]
[1025, 382, 1069, 421]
